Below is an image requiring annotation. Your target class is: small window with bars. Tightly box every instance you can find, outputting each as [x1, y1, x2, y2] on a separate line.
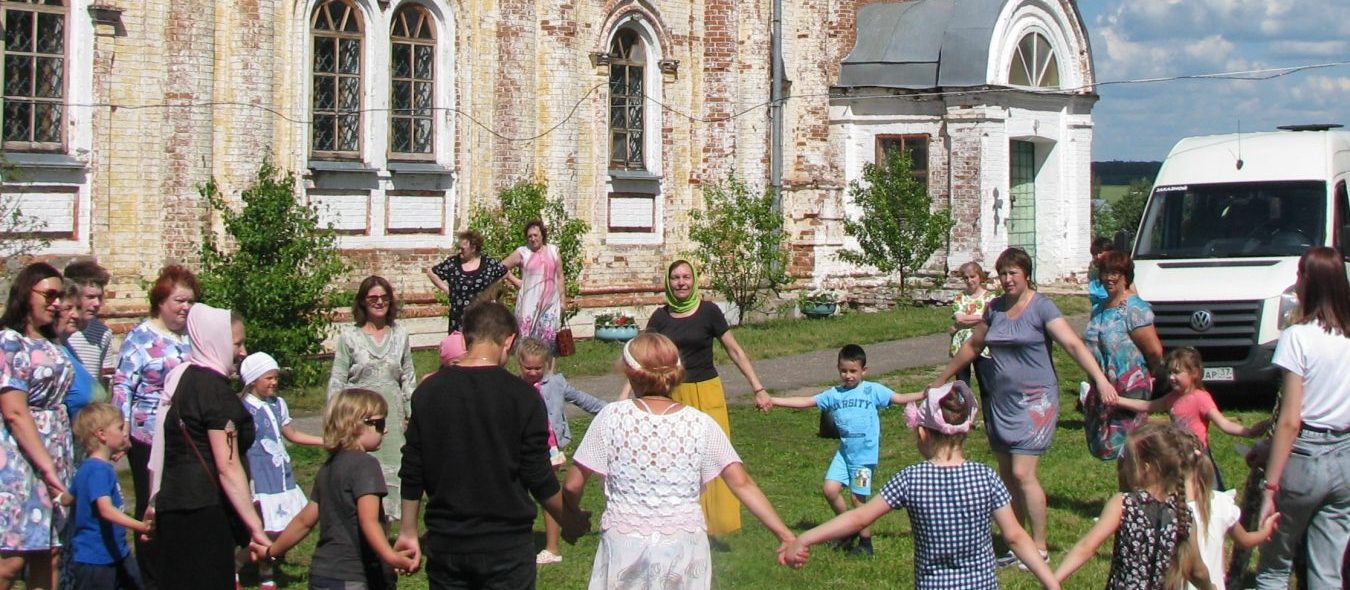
[875, 134, 930, 190]
[2, 0, 67, 151]
[311, 0, 362, 158]
[390, 4, 434, 158]
[608, 29, 645, 171]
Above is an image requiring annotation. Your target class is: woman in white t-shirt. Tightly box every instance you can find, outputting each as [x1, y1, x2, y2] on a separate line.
[1254, 246, 1350, 590]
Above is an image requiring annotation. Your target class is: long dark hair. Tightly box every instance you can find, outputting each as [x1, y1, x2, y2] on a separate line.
[352, 275, 398, 326]
[1295, 246, 1350, 335]
[1, 262, 62, 338]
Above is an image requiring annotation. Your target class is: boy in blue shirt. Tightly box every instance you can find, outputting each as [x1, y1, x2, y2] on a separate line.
[70, 402, 151, 589]
[768, 344, 921, 555]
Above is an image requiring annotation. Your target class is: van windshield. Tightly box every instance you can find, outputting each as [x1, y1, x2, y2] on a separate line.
[1134, 181, 1326, 259]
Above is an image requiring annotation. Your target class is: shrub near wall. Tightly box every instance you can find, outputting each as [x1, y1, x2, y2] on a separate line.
[199, 160, 348, 385]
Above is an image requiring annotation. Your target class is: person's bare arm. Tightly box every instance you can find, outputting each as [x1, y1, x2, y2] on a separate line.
[889, 391, 925, 406]
[358, 495, 416, 571]
[0, 390, 65, 494]
[1261, 370, 1303, 520]
[995, 504, 1059, 589]
[266, 501, 318, 556]
[928, 324, 987, 389]
[208, 428, 270, 552]
[1055, 494, 1124, 583]
[770, 396, 818, 410]
[96, 496, 152, 535]
[424, 267, 451, 294]
[281, 424, 324, 447]
[719, 330, 770, 410]
[1208, 408, 1260, 438]
[1128, 324, 1165, 374]
[1230, 512, 1280, 550]
[1112, 391, 1177, 414]
[721, 463, 794, 544]
[395, 500, 422, 572]
[780, 494, 892, 568]
[1047, 317, 1118, 403]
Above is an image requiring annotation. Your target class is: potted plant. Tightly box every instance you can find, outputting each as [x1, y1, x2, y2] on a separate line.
[594, 311, 639, 342]
[798, 289, 841, 318]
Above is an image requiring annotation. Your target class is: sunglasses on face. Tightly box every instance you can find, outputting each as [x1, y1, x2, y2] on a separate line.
[363, 417, 388, 432]
[365, 295, 391, 304]
[32, 289, 62, 305]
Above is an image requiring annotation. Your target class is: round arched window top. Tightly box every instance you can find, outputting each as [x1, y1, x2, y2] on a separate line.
[1008, 32, 1059, 88]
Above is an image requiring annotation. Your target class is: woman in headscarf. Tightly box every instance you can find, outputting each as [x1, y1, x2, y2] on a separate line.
[621, 260, 771, 537]
[147, 304, 268, 589]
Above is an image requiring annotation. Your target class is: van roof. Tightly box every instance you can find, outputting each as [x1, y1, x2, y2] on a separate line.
[1155, 128, 1350, 186]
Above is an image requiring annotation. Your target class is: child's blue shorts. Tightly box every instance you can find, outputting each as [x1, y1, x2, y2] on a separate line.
[824, 451, 876, 497]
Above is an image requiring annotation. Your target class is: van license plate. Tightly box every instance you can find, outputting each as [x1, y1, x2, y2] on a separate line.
[1204, 367, 1234, 382]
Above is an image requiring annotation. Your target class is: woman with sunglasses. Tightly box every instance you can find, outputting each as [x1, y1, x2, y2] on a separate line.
[326, 276, 415, 520]
[0, 262, 76, 590]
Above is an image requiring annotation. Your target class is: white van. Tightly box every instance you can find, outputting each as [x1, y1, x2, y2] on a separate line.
[1130, 124, 1350, 391]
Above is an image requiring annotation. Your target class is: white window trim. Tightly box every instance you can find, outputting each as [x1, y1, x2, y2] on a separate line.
[987, 2, 1083, 90]
[603, 14, 664, 244]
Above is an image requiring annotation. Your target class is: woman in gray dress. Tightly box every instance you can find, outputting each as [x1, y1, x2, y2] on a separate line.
[926, 248, 1116, 567]
[327, 275, 416, 519]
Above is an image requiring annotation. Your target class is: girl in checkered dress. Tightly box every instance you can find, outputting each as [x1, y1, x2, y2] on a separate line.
[779, 383, 1057, 589]
[1055, 422, 1212, 589]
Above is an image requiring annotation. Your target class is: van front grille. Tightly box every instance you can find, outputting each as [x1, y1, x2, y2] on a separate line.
[1150, 300, 1262, 364]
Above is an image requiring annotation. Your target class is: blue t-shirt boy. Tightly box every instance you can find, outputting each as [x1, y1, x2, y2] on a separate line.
[71, 457, 131, 565]
[816, 381, 896, 495]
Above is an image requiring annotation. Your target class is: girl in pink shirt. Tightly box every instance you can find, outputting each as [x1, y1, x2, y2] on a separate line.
[1113, 347, 1268, 488]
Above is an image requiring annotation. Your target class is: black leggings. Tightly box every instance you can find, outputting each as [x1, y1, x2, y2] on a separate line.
[155, 506, 239, 590]
[128, 439, 159, 590]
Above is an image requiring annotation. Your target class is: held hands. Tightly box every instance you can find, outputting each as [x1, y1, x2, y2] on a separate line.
[560, 507, 593, 544]
[754, 389, 773, 413]
[389, 548, 419, 575]
[393, 534, 422, 574]
[776, 538, 810, 568]
[1095, 377, 1119, 406]
[247, 529, 273, 563]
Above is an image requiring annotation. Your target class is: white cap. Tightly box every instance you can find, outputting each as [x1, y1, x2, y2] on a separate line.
[240, 352, 280, 387]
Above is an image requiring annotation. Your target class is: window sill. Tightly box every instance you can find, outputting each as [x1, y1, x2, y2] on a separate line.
[3, 152, 86, 170]
[308, 160, 377, 174]
[607, 169, 660, 181]
[387, 162, 453, 175]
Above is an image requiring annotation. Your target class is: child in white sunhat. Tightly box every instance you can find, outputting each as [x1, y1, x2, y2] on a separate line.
[780, 382, 1058, 589]
[238, 352, 324, 590]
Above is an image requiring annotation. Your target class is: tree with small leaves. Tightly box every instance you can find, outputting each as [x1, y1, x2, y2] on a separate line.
[0, 159, 49, 279]
[837, 149, 955, 296]
[688, 177, 791, 325]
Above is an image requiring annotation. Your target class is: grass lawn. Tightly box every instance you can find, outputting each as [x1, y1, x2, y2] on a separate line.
[225, 335, 1272, 589]
[1098, 184, 1132, 204]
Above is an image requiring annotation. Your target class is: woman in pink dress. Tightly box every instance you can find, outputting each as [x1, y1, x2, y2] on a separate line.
[503, 220, 564, 350]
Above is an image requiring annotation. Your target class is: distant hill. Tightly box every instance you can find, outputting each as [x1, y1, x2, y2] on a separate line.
[1092, 161, 1161, 185]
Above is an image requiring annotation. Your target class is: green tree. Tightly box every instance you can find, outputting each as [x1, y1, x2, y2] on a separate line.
[199, 160, 348, 385]
[688, 178, 791, 325]
[1092, 177, 1151, 242]
[467, 181, 588, 319]
[0, 159, 49, 278]
[837, 149, 955, 296]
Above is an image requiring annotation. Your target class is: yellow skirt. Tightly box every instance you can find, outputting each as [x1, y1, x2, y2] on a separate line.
[671, 376, 742, 536]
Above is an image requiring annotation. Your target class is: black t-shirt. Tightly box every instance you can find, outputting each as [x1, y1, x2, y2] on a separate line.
[156, 365, 255, 512]
[312, 450, 394, 588]
[400, 365, 559, 552]
[646, 301, 729, 383]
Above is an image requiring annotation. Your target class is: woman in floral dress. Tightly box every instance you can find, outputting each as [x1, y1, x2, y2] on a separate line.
[502, 220, 564, 350]
[1083, 251, 1163, 460]
[425, 230, 508, 333]
[0, 262, 75, 589]
[326, 276, 416, 519]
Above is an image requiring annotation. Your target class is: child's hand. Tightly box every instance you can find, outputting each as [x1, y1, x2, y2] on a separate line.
[777, 540, 810, 568]
[561, 508, 592, 544]
[1255, 512, 1281, 542]
[390, 549, 418, 574]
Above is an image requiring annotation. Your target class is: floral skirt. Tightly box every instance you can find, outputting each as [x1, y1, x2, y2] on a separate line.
[588, 529, 711, 590]
[0, 407, 73, 551]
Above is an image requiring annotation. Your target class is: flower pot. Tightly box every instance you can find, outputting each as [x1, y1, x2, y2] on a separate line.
[800, 302, 837, 318]
[595, 324, 639, 342]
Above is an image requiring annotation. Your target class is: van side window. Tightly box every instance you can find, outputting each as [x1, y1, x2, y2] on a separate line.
[1337, 181, 1349, 258]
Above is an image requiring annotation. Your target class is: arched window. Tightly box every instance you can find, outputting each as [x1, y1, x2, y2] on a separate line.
[609, 29, 645, 171]
[311, 0, 362, 156]
[390, 4, 434, 157]
[1008, 32, 1059, 89]
[3, 0, 66, 150]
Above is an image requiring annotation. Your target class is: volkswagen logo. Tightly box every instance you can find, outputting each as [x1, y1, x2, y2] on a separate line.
[1190, 310, 1214, 332]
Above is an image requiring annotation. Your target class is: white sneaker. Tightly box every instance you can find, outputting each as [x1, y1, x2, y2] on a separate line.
[1018, 550, 1050, 571]
[536, 549, 563, 565]
[995, 551, 1019, 568]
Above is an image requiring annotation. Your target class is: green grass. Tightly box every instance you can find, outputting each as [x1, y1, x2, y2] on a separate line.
[222, 336, 1272, 589]
[1098, 184, 1132, 204]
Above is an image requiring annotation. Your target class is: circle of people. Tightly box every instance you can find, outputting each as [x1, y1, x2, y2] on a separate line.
[0, 221, 1346, 590]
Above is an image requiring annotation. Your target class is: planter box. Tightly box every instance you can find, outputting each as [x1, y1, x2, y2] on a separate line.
[800, 302, 837, 318]
[594, 324, 639, 342]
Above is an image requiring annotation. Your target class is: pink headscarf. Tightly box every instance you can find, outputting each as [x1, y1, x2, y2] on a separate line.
[905, 381, 978, 435]
[148, 303, 238, 501]
[439, 331, 466, 365]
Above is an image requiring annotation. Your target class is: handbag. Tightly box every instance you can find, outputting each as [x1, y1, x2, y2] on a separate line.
[555, 322, 575, 357]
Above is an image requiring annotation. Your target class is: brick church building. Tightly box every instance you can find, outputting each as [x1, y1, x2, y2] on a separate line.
[2, 0, 1096, 339]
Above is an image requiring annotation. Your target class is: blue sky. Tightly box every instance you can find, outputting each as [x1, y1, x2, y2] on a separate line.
[1078, 1, 1350, 161]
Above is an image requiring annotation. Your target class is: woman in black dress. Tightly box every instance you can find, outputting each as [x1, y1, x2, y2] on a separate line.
[425, 230, 508, 333]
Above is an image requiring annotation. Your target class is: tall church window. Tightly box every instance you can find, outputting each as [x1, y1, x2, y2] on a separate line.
[1008, 32, 1059, 88]
[390, 4, 434, 157]
[3, 0, 66, 151]
[311, 0, 363, 157]
[608, 29, 644, 171]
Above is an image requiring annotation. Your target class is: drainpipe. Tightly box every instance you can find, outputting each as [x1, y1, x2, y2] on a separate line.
[770, 0, 783, 212]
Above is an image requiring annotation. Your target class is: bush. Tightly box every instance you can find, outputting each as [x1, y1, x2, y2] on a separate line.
[199, 160, 348, 386]
[467, 181, 588, 319]
[689, 178, 791, 325]
[0, 160, 49, 278]
[1093, 178, 1151, 244]
[837, 149, 955, 296]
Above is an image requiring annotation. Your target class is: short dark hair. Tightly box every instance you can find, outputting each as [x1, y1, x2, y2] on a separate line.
[838, 344, 867, 367]
[148, 264, 201, 315]
[456, 230, 485, 254]
[995, 247, 1035, 285]
[1, 262, 62, 338]
[352, 275, 398, 326]
[523, 219, 548, 244]
[63, 259, 110, 288]
[1098, 251, 1135, 286]
[462, 301, 517, 347]
[1090, 237, 1115, 257]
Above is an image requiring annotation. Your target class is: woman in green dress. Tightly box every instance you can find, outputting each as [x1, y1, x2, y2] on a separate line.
[327, 275, 416, 519]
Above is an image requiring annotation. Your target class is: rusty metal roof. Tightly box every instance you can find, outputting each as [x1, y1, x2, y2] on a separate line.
[838, 0, 1006, 89]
